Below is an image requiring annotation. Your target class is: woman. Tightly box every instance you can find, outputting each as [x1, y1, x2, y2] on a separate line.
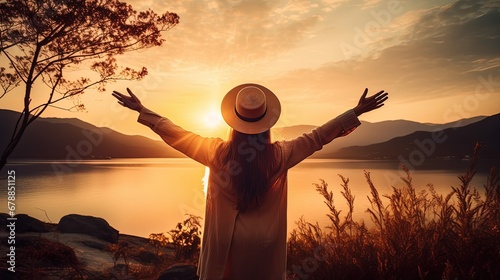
[112, 84, 388, 279]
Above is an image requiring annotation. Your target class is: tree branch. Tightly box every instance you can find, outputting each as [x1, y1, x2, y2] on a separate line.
[28, 67, 62, 125]
[0, 49, 28, 84]
[0, 0, 179, 171]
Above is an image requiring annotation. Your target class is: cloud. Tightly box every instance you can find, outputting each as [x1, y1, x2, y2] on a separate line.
[132, 0, 331, 70]
[269, 0, 500, 104]
[360, 0, 383, 9]
[119, 0, 499, 126]
[272, 0, 320, 24]
[321, 0, 349, 10]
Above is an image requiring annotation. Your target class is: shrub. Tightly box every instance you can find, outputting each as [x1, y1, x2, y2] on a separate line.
[287, 144, 500, 280]
[148, 214, 202, 263]
[167, 214, 202, 262]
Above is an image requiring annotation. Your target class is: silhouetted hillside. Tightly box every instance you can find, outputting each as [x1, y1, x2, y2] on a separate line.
[0, 109, 493, 160]
[274, 116, 486, 156]
[0, 110, 183, 159]
[331, 113, 500, 160]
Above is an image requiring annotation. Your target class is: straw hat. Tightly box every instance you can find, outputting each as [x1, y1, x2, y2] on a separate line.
[221, 83, 281, 134]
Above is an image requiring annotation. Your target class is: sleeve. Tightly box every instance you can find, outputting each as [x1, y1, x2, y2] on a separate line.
[137, 107, 222, 166]
[280, 109, 361, 169]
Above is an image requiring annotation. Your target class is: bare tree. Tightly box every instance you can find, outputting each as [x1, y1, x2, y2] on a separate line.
[0, 0, 179, 170]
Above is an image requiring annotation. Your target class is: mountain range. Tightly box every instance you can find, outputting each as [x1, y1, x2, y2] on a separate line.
[0, 109, 498, 160]
[332, 113, 500, 160]
[0, 110, 183, 159]
[272, 115, 487, 156]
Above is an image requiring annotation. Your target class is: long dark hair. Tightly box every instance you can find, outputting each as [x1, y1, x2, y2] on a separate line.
[216, 129, 280, 211]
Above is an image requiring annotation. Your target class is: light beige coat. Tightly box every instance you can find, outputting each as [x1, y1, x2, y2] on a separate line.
[138, 108, 360, 280]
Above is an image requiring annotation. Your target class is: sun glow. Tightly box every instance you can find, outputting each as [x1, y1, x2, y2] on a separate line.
[204, 110, 223, 129]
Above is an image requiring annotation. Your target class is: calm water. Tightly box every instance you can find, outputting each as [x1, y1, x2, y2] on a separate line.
[1, 158, 497, 238]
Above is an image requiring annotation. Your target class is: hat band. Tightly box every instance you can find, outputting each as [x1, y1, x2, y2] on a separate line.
[235, 107, 267, 122]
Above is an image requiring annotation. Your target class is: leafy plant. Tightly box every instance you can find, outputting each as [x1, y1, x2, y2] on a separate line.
[104, 241, 131, 268]
[167, 214, 202, 262]
[147, 214, 202, 263]
[149, 232, 169, 257]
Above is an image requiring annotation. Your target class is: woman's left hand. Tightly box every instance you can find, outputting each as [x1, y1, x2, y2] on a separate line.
[353, 88, 389, 116]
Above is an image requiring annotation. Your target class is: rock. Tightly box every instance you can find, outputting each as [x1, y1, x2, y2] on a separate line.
[58, 214, 119, 243]
[14, 214, 50, 233]
[81, 240, 107, 250]
[157, 264, 198, 280]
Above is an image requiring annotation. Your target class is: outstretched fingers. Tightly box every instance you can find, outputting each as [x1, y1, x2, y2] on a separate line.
[355, 88, 388, 115]
[127, 88, 140, 103]
[112, 91, 124, 99]
[112, 88, 143, 112]
[112, 91, 125, 104]
[376, 92, 389, 103]
[372, 92, 388, 109]
[370, 90, 387, 99]
[111, 91, 127, 106]
[367, 90, 388, 111]
[359, 88, 368, 104]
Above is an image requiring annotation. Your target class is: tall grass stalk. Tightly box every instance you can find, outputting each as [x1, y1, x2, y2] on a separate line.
[287, 145, 500, 280]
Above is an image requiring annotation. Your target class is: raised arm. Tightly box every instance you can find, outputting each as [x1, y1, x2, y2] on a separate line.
[112, 88, 221, 166]
[281, 88, 388, 169]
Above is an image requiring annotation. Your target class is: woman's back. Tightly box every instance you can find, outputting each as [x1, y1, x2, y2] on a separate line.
[112, 84, 388, 279]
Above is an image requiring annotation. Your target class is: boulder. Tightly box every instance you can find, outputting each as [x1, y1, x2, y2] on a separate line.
[81, 240, 107, 250]
[157, 264, 198, 280]
[14, 214, 50, 233]
[57, 214, 119, 243]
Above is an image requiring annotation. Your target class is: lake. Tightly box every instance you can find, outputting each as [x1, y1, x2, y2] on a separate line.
[1, 158, 498, 238]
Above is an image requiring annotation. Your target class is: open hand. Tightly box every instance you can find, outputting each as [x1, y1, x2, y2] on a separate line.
[112, 88, 144, 112]
[353, 88, 388, 116]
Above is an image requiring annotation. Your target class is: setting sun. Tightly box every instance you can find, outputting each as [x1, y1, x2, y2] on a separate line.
[204, 110, 223, 129]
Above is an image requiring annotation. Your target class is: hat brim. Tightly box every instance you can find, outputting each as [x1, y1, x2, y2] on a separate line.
[221, 83, 281, 134]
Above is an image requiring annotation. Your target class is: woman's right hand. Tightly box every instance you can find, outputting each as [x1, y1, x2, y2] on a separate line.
[112, 88, 144, 112]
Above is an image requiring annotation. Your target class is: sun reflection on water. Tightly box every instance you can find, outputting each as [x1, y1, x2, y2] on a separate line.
[202, 166, 209, 198]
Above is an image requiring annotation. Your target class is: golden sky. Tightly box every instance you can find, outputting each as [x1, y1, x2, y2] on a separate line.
[2, 0, 499, 138]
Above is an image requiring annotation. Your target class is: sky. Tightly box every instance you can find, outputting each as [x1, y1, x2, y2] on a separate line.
[2, 0, 499, 138]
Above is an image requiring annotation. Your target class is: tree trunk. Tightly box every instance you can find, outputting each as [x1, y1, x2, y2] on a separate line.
[0, 124, 27, 172]
[0, 156, 7, 173]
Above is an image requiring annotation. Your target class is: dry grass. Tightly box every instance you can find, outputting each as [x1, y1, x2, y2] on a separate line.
[287, 144, 500, 280]
[9, 236, 85, 279]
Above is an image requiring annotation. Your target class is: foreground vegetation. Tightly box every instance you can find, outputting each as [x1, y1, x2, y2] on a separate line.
[3, 145, 497, 279]
[287, 145, 500, 280]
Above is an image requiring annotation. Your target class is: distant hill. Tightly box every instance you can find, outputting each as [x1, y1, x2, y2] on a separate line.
[331, 113, 500, 160]
[0, 110, 184, 159]
[0, 109, 493, 160]
[273, 116, 486, 155]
